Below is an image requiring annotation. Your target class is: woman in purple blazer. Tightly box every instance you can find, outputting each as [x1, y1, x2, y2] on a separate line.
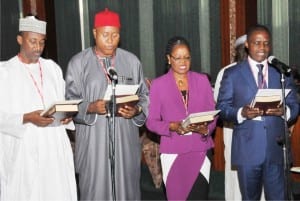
[146, 36, 217, 200]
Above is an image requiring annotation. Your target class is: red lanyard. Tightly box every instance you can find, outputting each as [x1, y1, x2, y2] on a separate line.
[94, 48, 115, 84]
[18, 55, 45, 108]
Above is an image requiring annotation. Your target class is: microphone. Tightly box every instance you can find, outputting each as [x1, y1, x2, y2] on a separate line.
[107, 67, 118, 81]
[267, 56, 291, 74]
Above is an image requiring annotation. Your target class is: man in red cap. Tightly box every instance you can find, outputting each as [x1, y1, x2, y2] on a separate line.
[65, 8, 149, 200]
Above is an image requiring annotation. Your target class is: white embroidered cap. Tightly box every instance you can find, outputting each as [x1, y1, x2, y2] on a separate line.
[19, 16, 46, 34]
[234, 34, 247, 48]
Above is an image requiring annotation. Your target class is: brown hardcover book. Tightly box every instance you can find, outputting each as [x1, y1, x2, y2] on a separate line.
[250, 89, 291, 115]
[41, 99, 82, 117]
[181, 110, 220, 128]
[103, 84, 140, 100]
[103, 84, 140, 117]
[250, 95, 281, 114]
[115, 95, 139, 116]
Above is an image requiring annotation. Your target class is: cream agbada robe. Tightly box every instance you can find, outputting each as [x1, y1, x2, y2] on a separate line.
[0, 56, 77, 201]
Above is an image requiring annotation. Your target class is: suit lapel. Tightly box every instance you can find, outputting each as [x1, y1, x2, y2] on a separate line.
[239, 61, 258, 93]
[166, 70, 187, 113]
[268, 66, 281, 89]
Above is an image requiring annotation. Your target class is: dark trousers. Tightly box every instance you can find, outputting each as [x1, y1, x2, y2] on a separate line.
[187, 173, 209, 200]
[237, 162, 284, 201]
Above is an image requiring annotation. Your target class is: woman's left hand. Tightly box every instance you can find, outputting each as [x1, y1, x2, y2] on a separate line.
[188, 122, 209, 135]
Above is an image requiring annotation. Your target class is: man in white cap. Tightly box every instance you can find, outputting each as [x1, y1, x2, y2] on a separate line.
[0, 15, 77, 200]
[214, 34, 247, 201]
[214, 34, 266, 201]
[214, 34, 248, 102]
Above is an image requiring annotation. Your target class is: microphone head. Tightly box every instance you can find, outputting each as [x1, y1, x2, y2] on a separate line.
[267, 55, 276, 64]
[267, 55, 291, 74]
[107, 67, 118, 80]
[107, 66, 113, 72]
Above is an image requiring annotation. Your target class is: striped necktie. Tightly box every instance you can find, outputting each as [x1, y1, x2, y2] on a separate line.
[256, 64, 265, 88]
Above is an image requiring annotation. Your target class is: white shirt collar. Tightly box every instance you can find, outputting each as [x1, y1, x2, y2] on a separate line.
[247, 56, 269, 86]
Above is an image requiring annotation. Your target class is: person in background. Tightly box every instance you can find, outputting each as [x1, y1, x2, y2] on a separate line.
[146, 36, 217, 200]
[214, 34, 248, 102]
[140, 78, 163, 190]
[214, 34, 247, 201]
[65, 8, 149, 200]
[216, 24, 299, 200]
[0, 15, 77, 200]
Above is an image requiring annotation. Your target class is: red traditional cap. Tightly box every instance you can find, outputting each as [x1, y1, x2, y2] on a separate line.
[94, 8, 121, 28]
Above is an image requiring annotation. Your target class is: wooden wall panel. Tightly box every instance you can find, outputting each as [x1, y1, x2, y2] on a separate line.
[22, 0, 45, 20]
[291, 117, 300, 182]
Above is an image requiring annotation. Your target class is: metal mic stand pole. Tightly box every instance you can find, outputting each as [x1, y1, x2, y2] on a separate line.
[108, 78, 117, 201]
[280, 72, 294, 201]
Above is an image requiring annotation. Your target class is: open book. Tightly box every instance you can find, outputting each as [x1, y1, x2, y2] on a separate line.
[181, 110, 220, 128]
[114, 95, 139, 116]
[250, 89, 291, 114]
[41, 99, 83, 117]
[290, 167, 300, 173]
[103, 84, 140, 100]
[104, 84, 140, 116]
[116, 94, 139, 105]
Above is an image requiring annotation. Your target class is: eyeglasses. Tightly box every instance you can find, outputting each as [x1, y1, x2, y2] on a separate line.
[170, 55, 191, 62]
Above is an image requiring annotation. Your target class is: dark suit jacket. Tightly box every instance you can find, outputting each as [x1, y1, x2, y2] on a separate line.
[216, 60, 299, 166]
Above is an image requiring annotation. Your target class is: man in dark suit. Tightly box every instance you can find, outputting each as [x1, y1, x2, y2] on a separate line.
[216, 24, 299, 200]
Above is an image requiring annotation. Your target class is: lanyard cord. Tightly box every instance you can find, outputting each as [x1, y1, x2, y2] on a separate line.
[94, 48, 115, 84]
[18, 54, 45, 108]
[181, 90, 189, 115]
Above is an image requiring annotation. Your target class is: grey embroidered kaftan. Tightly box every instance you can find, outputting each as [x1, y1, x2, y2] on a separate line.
[65, 47, 149, 200]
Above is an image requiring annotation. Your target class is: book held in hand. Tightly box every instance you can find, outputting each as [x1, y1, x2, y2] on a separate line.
[290, 166, 300, 173]
[116, 94, 139, 105]
[115, 94, 139, 115]
[103, 84, 140, 100]
[250, 89, 291, 114]
[41, 99, 83, 117]
[181, 110, 220, 128]
[103, 84, 140, 116]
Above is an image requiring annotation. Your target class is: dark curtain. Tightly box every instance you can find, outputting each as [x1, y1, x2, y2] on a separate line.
[88, 0, 140, 58]
[153, 0, 201, 76]
[63, 0, 222, 80]
[0, 0, 19, 60]
[289, 0, 300, 67]
[209, 0, 221, 83]
[54, 0, 81, 75]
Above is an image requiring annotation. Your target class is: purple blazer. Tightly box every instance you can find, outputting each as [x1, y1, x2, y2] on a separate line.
[146, 69, 216, 154]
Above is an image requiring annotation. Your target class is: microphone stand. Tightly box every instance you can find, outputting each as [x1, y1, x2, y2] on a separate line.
[105, 57, 117, 201]
[108, 78, 117, 201]
[279, 72, 294, 201]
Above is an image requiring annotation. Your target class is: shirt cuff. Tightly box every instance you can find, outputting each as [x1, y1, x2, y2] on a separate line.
[284, 106, 291, 120]
[237, 107, 246, 124]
